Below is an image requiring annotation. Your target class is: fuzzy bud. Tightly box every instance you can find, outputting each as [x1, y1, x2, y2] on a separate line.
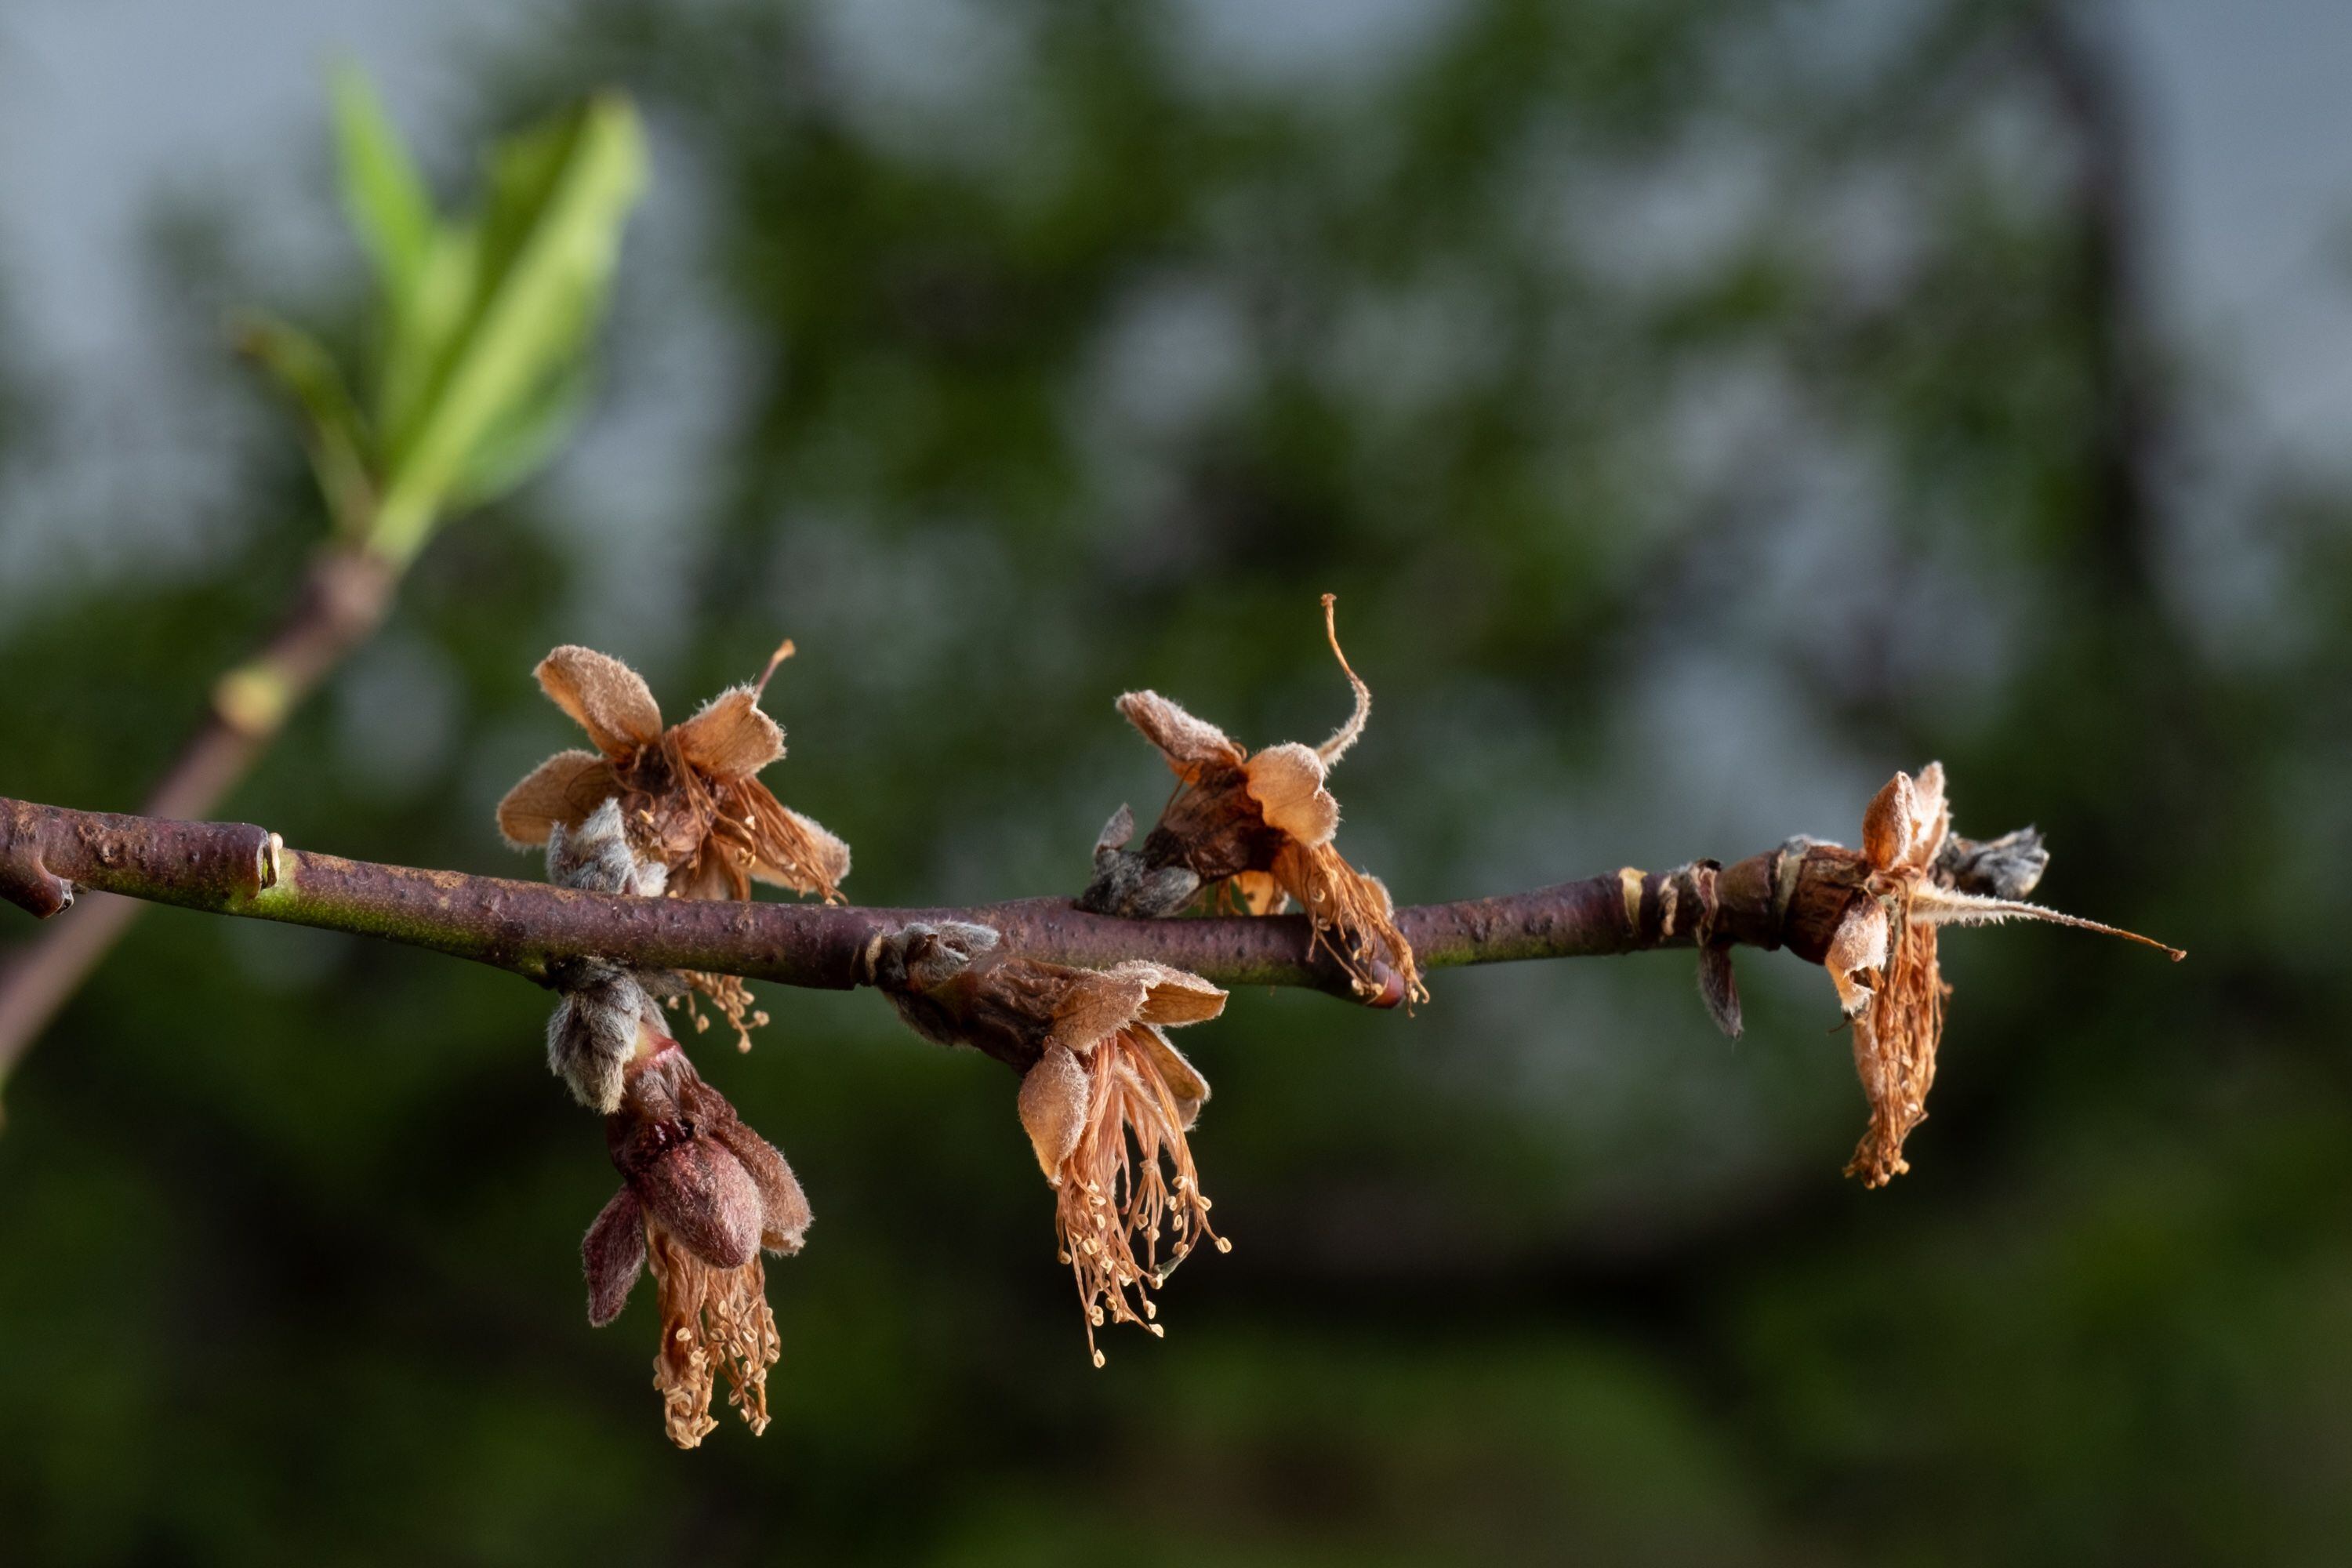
[546, 961, 651, 1113]
[549, 797, 668, 897]
[1078, 806, 1202, 916]
[1934, 827, 2049, 901]
[869, 920, 1000, 993]
[1077, 847, 1203, 918]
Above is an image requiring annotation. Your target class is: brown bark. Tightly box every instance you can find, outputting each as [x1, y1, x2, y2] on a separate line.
[0, 549, 397, 1074]
[0, 792, 1890, 1010]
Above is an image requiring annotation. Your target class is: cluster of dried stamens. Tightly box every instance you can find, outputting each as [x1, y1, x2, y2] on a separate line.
[1083, 594, 1424, 1007]
[873, 923, 1229, 1364]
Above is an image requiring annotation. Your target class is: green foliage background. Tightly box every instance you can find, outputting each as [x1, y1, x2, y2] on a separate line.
[3, 1, 2347, 1562]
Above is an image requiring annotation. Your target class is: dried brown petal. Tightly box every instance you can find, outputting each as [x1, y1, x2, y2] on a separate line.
[1243, 742, 1339, 846]
[1228, 869, 1285, 915]
[1860, 772, 1916, 874]
[672, 687, 786, 780]
[1018, 1044, 1092, 1175]
[506, 641, 851, 1067]
[537, 645, 665, 756]
[748, 795, 852, 896]
[1907, 760, 1949, 870]
[870, 945, 1229, 1360]
[1046, 967, 1152, 1055]
[1823, 895, 1889, 1018]
[1826, 762, 2180, 1188]
[1115, 961, 1229, 1028]
[1047, 1027, 1225, 1367]
[583, 1186, 648, 1327]
[1136, 1028, 1210, 1127]
[497, 749, 618, 847]
[1094, 597, 1419, 1001]
[706, 1118, 814, 1254]
[1116, 691, 1247, 779]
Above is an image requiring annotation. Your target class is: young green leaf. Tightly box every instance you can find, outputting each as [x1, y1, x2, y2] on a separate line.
[232, 309, 376, 540]
[445, 356, 591, 510]
[369, 93, 647, 561]
[329, 64, 434, 313]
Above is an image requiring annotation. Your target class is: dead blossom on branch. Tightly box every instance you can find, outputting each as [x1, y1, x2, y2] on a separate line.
[1081, 594, 1425, 1007]
[581, 1032, 812, 1448]
[1816, 762, 2183, 1187]
[534, 797, 811, 1444]
[872, 923, 1229, 1364]
[498, 640, 848, 899]
[498, 639, 849, 1044]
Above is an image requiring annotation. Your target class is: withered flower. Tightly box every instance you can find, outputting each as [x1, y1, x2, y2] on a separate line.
[1813, 762, 2183, 1187]
[873, 923, 1229, 1364]
[501, 641, 848, 1045]
[1083, 594, 1424, 1007]
[497, 640, 849, 904]
[582, 1029, 812, 1448]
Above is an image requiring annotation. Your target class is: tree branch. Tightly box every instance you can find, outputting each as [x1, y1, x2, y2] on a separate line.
[0, 549, 397, 1073]
[0, 795, 1886, 1013]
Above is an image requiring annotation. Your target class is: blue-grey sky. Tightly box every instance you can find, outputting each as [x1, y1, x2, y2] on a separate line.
[2, 0, 2347, 597]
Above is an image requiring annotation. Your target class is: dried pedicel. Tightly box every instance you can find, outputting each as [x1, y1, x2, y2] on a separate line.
[499, 640, 848, 1044]
[1082, 595, 1422, 1006]
[873, 924, 1228, 1364]
[1807, 762, 2183, 1187]
[581, 1033, 812, 1448]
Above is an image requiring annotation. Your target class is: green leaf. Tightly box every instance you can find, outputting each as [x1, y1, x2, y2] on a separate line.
[368, 93, 647, 561]
[445, 356, 592, 509]
[374, 223, 481, 453]
[329, 64, 434, 312]
[231, 309, 377, 540]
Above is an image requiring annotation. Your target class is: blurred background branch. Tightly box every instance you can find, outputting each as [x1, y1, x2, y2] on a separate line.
[0, 71, 644, 1091]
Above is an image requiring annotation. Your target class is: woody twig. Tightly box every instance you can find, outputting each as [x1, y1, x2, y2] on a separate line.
[0, 791, 2079, 1018]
